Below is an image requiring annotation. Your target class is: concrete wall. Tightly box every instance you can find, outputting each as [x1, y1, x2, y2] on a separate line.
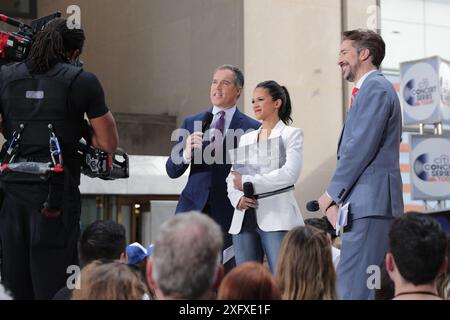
[38, 0, 244, 120]
[38, 0, 244, 154]
[345, 0, 379, 31]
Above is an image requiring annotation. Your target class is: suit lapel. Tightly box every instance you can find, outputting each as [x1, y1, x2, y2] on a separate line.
[269, 121, 285, 139]
[337, 71, 381, 155]
[225, 109, 244, 148]
[337, 124, 345, 155]
[228, 108, 243, 131]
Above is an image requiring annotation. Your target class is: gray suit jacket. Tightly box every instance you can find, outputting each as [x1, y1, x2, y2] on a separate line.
[327, 71, 404, 219]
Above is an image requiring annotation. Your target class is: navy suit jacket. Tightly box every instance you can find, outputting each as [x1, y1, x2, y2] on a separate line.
[166, 108, 261, 232]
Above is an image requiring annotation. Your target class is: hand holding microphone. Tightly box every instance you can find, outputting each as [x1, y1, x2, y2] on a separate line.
[237, 182, 257, 211]
[306, 194, 338, 229]
[184, 112, 213, 162]
[318, 192, 335, 213]
[325, 205, 338, 228]
[305, 199, 335, 212]
[183, 132, 203, 161]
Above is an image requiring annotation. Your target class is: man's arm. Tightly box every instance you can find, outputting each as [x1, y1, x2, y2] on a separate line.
[89, 111, 119, 153]
[326, 81, 390, 204]
[166, 118, 191, 179]
[71, 71, 118, 153]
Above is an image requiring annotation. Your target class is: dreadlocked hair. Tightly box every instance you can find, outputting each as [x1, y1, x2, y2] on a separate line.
[28, 18, 85, 73]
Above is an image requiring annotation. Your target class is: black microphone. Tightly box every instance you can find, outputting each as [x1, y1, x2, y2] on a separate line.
[306, 200, 337, 212]
[243, 182, 255, 216]
[243, 182, 255, 199]
[242, 182, 257, 228]
[201, 112, 214, 133]
[306, 200, 320, 212]
[191, 112, 213, 163]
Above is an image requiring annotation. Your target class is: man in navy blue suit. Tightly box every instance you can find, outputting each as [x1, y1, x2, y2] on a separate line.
[166, 64, 260, 271]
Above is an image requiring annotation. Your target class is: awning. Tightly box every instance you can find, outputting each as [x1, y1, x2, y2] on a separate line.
[80, 155, 189, 195]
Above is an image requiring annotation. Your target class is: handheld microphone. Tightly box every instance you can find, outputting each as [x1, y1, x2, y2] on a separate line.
[243, 182, 255, 199]
[306, 200, 320, 212]
[243, 182, 255, 216]
[191, 112, 213, 163]
[306, 200, 337, 212]
[201, 112, 214, 133]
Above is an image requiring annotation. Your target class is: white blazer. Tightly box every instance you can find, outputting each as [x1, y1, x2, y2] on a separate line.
[227, 120, 304, 234]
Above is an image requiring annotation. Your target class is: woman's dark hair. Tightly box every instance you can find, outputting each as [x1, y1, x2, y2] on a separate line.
[28, 18, 85, 73]
[256, 80, 293, 125]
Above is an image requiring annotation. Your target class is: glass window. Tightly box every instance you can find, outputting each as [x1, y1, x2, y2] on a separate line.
[382, 20, 425, 70]
[381, 0, 450, 70]
[381, 0, 424, 24]
[425, 0, 450, 27]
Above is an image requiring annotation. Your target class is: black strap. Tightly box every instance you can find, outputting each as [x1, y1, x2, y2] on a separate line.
[254, 185, 295, 200]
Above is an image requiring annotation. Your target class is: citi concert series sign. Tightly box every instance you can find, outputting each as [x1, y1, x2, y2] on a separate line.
[410, 135, 450, 200]
[400, 56, 450, 125]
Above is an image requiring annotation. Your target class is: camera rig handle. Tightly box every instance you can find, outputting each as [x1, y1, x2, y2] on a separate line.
[0, 14, 30, 30]
[0, 11, 62, 34]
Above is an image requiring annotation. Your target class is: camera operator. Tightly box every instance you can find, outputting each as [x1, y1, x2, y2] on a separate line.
[0, 18, 118, 300]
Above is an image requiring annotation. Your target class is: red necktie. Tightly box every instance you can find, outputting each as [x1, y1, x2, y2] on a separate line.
[349, 87, 359, 109]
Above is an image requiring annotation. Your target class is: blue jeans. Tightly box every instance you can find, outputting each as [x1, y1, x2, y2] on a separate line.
[232, 226, 287, 274]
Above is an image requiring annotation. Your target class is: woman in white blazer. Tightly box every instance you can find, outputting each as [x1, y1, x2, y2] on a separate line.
[227, 80, 304, 273]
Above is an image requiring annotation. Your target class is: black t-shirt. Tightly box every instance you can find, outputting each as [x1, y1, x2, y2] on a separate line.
[0, 63, 110, 184]
[0, 63, 109, 120]
[68, 70, 109, 120]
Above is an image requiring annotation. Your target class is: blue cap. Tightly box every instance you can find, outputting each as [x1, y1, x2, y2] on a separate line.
[126, 242, 151, 265]
[147, 244, 154, 257]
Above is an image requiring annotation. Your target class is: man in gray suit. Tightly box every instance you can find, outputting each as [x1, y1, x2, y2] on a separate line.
[318, 29, 404, 300]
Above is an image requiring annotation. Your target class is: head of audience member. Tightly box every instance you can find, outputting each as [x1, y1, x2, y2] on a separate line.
[436, 234, 450, 299]
[217, 262, 281, 300]
[146, 212, 224, 300]
[210, 64, 244, 109]
[78, 220, 127, 268]
[126, 242, 155, 299]
[304, 217, 338, 246]
[126, 242, 153, 265]
[253, 80, 292, 125]
[386, 213, 448, 300]
[338, 29, 385, 83]
[71, 260, 148, 300]
[275, 226, 337, 300]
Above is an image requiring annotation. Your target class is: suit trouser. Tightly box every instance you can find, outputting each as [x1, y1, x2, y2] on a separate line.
[0, 182, 80, 300]
[337, 216, 393, 300]
[202, 202, 235, 274]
